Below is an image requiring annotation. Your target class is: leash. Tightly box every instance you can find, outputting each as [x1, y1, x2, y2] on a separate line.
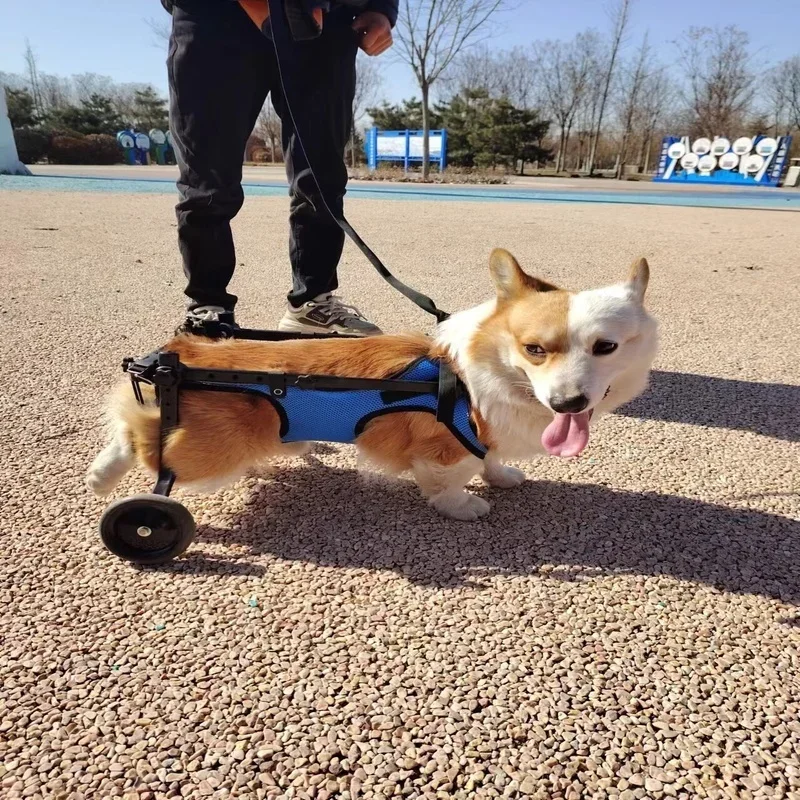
[241, 0, 451, 324]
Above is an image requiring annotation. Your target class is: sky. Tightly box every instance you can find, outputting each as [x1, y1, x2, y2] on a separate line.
[1, 0, 797, 105]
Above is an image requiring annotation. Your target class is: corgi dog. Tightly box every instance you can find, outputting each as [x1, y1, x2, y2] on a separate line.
[87, 250, 657, 521]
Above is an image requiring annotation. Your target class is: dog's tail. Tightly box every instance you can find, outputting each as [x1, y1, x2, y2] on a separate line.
[85, 382, 160, 496]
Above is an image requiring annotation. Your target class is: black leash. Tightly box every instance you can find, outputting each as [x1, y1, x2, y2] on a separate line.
[265, 3, 451, 324]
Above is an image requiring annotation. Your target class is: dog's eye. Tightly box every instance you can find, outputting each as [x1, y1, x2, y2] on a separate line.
[593, 340, 618, 356]
[525, 344, 546, 357]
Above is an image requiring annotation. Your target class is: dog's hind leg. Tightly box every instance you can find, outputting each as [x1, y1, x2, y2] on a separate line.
[86, 424, 135, 496]
[412, 456, 489, 521]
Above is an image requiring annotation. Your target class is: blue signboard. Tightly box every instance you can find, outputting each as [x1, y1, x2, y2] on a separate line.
[654, 134, 793, 187]
[366, 128, 448, 172]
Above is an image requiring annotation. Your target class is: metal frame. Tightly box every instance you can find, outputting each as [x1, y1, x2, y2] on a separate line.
[124, 327, 463, 498]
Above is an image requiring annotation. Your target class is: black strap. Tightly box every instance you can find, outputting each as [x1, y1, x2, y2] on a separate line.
[336, 217, 450, 323]
[266, 2, 450, 324]
[436, 360, 459, 425]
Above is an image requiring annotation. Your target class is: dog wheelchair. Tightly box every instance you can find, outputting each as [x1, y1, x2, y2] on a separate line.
[99, 326, 486, 564]
[98, 0, 472, 564]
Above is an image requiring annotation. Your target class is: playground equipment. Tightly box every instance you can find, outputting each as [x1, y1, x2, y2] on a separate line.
[655, 134, 793, 186]
[365, 128, 448, 173]
[149, 129, 169, 164]
[116, 128, 175, 165]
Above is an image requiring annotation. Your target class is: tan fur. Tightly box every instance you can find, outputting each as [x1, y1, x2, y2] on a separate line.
[472, 249, 570, 371]
[111, 332, 473, 485]
[88, 249, 656, 521]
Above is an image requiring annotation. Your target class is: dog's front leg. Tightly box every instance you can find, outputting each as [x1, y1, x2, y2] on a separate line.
[482, 456, 526, 489]
[412, 456, 489, 521]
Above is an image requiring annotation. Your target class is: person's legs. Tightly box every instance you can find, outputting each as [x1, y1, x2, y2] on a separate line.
[270, 12, 364, 307]
[168, 0, 271, 316]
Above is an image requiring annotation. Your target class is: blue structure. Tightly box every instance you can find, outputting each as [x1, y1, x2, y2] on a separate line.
[366, 128, 448, 172]
[117, 129, 176, 166]
[654, 134, 793, 187]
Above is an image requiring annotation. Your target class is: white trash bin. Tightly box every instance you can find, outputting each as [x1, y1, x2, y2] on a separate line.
[785, 158, 800, 187]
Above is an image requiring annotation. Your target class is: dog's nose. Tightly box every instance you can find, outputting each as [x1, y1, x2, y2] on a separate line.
[550, 394, 589, 414]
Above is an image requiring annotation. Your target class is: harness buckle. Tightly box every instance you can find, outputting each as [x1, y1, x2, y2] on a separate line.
[269, 374, 288, 397]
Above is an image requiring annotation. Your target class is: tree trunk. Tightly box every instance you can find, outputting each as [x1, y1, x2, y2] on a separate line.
[615, 132, 629, 179]
[635, 136, 646, 171]
[564, 123, 573, 171]
[587, 130, 600, 175]
[421, 82, 430, 181]
[556, 127, 567, 172]
[350, 128, 355, 169]
[350, 111, 357, 168]
[587, 0, 631, 176]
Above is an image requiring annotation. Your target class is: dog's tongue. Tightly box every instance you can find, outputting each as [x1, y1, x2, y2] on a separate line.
[542, 412, 591, 457]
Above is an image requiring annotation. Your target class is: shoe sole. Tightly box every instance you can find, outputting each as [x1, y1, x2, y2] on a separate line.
[277, 317, 381, 337]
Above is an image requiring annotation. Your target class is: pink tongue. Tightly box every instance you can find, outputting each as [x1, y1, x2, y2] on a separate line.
[542, 412, 591, 457]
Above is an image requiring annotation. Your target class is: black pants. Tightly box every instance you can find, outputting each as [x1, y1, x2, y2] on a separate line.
[167, 1, 357, 311]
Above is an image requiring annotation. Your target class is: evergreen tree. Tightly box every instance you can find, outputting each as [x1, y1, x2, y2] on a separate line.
[434, 88, 491, 167]
[130, 87, 169, 131]
[367, 91, 551, 173]
[365, 98, 439, 131]
[5, 87, 38, 129]
[437, 90, 551, 173]
[50, 93, 123, 135]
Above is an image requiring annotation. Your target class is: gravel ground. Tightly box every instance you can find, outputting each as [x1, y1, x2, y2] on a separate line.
[1, 190, 799, 800]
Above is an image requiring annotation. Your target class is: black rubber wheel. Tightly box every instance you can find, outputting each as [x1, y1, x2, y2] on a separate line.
[99, 494, 196, 565]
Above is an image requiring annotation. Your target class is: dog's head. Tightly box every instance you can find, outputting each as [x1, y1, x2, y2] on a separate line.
[463, 249, 658, 457]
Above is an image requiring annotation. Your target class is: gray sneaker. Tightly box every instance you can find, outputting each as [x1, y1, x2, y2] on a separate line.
[278, 293, 382, 336]
[177, 305, 238, 337]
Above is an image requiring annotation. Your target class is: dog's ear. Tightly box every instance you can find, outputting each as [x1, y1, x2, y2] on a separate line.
[627, 257, 650, 303]
[489, 249, 557, 300]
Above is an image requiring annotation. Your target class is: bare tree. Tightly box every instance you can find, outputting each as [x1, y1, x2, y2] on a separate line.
[441, 45, 536, 108]
[614, 33, 651, 178]
[72, 73, 116, 104]
[145, 16, 172, 48]
[254, 101, 282, 163]
[768, 56, 800, 134]
[586, 0, 633, 175]
[496, 47, 538, 109]
[634, 68, 674, 172]
[395, 0, 507, 179]
[535, 33, 597, 173]
[675, 26, 755, 137]
[350, 53, 384, 166]
[23, 40, 45, 119]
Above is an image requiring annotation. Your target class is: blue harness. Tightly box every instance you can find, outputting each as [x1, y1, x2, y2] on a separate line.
[208, 357, 487, 459]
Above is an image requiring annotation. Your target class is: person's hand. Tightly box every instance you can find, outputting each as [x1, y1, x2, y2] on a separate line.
[352, 11, 393, 56]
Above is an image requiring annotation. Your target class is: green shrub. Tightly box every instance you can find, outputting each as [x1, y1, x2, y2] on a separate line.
[14, 127, 52, 164]
[48, 133, 123, 165]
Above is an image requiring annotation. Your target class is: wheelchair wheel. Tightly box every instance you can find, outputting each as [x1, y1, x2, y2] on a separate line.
[100, 494, 196, 564]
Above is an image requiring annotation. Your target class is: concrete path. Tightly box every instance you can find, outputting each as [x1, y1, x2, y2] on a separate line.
[1, 189, 799, 799]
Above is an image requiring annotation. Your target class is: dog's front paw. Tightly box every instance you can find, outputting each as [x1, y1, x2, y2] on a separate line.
[431, 491, 490, 521]
[483, 464, 526, 489]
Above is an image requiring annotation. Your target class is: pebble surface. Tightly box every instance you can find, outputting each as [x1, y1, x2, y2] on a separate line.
[1, 191, 799, 799]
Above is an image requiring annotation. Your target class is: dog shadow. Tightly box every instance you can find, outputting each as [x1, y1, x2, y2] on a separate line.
[192, 462, 800, 603]
[618, 371, 800, 442]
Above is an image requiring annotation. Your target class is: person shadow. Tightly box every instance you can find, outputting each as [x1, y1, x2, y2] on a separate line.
[174, 459, 800, 605]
